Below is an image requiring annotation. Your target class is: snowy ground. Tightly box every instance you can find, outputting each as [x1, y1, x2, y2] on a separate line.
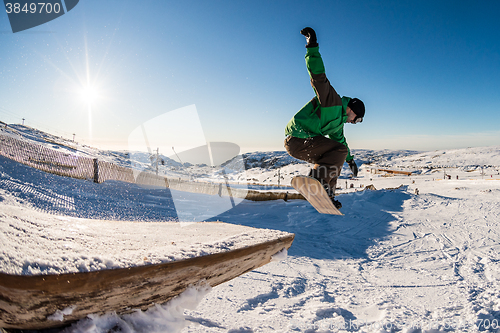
[183, 179, 500, 333]
[2, 125, 500, 332]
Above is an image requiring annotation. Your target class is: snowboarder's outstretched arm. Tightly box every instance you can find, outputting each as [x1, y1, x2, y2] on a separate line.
[300, 28, 343, 108]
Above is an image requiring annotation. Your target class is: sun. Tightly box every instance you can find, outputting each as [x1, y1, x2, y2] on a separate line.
[80, 85, 99, 104]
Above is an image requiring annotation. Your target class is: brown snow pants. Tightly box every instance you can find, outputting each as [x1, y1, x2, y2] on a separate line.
[284, 135, 348, 195]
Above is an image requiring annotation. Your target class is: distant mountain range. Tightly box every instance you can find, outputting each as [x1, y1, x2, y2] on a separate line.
[1, 123, 499, 174]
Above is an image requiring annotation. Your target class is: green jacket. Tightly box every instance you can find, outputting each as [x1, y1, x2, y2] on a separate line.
[285, 46, 353, 161]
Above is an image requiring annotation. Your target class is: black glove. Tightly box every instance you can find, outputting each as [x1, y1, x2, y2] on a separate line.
[300, 27, 318, 48]
[348, 159, 358, 177]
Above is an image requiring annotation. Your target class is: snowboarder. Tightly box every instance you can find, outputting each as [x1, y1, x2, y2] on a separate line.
[285, 27, 365, 209]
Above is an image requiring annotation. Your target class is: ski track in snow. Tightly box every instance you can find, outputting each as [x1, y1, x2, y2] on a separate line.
[4, 180, 500, 332]
[2, 126, 500, 332]
[183, 182, 500, 333]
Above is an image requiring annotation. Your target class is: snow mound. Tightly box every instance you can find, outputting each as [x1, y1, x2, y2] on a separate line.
[60, 282, 212, 333]
[2, 122, 500, 332]
[0, 191, 291, 275]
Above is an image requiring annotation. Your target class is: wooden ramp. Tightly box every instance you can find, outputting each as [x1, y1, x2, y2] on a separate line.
[374, 168, 413, 176]
[0, 223, 294, 330]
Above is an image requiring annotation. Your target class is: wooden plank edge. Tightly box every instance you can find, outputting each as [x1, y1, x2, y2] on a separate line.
[0, 234, 294, 330]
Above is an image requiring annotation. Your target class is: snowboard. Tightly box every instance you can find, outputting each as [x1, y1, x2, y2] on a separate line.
[291, 175, 343, 215]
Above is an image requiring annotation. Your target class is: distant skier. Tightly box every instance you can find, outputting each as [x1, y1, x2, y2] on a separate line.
[285, 27, 365, 209]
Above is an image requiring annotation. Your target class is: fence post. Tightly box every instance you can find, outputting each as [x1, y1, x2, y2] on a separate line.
[93, 158, 99, 183]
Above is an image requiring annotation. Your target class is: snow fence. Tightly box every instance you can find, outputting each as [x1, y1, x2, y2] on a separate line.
[0, 132, 302, 201]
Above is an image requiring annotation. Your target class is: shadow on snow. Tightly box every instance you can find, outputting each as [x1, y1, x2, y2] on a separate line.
[208, 187, 411, 261]
[0, 156, 178, 222]
[0, 155, 412, 261]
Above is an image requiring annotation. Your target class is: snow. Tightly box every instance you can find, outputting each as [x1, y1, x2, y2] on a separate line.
[58, 282, 212, 333]
[48, 307, 76, 322]
[182, 179, 500, 333]
[270, 248, 288, 262]
[2, 125, 500, 332]
[0, 161, 291, 275]
[0, 194, 290, 275]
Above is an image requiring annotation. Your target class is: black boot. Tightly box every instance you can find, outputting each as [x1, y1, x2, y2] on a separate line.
[308, 169, 342, 209]
[321, 180, 342, 210]
[331, 197, 342, 209]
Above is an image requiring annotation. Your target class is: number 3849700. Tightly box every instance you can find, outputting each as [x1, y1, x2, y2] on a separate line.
[5, 2, 62, 14]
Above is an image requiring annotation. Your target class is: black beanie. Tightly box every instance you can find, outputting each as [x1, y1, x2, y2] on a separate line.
[348, 98, 365, 118]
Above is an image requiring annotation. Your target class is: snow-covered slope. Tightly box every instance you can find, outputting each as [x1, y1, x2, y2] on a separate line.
[6, 123, 498, 186]
[372, 146, 500, 171]
[2, 123, 500, 332]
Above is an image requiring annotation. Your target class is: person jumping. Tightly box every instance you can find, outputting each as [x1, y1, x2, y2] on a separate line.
[285, 27, 365, 209]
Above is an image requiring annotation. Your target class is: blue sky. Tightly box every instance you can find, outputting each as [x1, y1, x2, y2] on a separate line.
[1, 0, 500, 154]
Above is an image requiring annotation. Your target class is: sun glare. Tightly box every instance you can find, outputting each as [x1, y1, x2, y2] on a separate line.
[80, 85, 99, 104]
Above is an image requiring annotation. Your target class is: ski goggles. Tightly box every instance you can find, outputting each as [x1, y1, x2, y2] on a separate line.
[353, 116, 363, 124]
